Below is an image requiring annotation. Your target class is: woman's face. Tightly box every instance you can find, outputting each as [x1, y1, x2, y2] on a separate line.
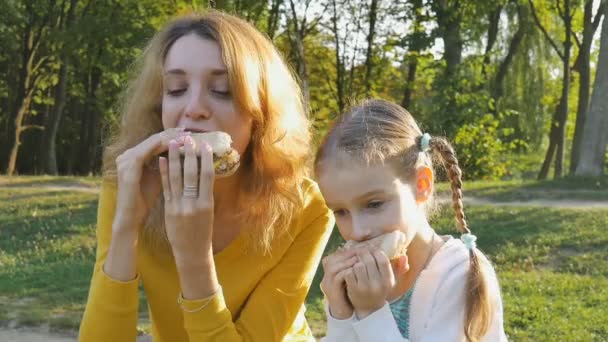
[161, 33, 252, 156]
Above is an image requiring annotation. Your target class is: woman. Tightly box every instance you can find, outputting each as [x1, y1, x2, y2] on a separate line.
[79, 11, 334, 342]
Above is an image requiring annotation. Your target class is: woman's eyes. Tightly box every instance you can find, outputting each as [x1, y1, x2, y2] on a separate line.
[211, 89, 232, 99]
[165, 88, 231, 99]
[167, 89, 186, 97]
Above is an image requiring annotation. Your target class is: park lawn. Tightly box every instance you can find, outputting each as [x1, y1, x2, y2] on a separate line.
[0, 177, 607, 340]
[435, 175, 608, 202]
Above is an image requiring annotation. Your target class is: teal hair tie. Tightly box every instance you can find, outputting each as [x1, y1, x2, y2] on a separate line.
[420, 133, 432, 152]
[460, 233, 477, 250]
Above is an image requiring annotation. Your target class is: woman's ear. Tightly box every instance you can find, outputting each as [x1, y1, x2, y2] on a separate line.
[415, 166, 434, 204]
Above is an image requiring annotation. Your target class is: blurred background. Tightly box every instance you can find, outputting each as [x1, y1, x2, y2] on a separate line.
[0, 1, 607, 341]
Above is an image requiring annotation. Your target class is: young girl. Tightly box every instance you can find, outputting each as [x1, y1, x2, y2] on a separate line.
[316, 99, 507, 341]
[79, 11, 334, 341]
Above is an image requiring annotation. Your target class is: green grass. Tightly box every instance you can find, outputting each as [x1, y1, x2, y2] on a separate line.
[436, 175, 608, 201]
[0, 175, 100, 188]
[1, 176, 607, 340]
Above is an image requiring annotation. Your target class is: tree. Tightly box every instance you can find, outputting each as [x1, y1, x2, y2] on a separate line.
[575, 1, 608, 176]
[40, 0, 79, 174]
[5, 1, 53, 176]
[570, 0, 606, 173]
[529, 0, 575, 179]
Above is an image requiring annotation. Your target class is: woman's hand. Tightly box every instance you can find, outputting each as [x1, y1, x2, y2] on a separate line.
[114, 128, 189, 231]
[159, 135, 218, 299]
[106, 128, 189, 281]
[345, 249, 401, 320]
[320, 247, 359, 320]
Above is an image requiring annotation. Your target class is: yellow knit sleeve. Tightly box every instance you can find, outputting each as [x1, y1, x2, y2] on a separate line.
[79, 181, 140, 342]
[181, 182, 335, 341]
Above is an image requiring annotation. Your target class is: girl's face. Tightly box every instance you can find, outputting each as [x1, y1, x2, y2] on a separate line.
[161, 33, 252, 156]
[318, 158, 427, 246]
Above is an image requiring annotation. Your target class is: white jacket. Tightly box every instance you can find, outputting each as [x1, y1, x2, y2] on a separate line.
[321, 237, 508, 342]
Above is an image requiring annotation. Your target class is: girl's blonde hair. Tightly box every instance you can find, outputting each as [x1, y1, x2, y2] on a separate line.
[103, 11, 311, 254]
[315, 99, 492, 341]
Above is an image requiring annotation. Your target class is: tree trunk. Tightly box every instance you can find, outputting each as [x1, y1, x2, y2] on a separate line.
[492, 2, 527, 104]
[575, 3, 608, 177]
[41, 61, 68, 174]
[7, 96, 34, 176]
[570, 0, 604, 174]
[434, 0, 462, 77]
[364, 0, 378, 96]
[40, 0, 76, 175]
[266, 0, 282, 40]
[553, 0, 572, 179]
[331, 0, 344, 113]
[401, 0, 425, 109]
[530, 0, 572, 179]
[401, 56, 417, 109]
[287, 0, 312, 110]
[482, 4, 503, 79]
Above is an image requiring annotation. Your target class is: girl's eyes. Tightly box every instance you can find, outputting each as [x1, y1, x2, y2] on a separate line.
[367, 200, 384, 209]
[333, 209, 347, 217]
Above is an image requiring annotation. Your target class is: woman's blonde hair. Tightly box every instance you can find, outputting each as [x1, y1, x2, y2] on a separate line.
[103, 11, 311, 254]
[315, 99, 492, 341]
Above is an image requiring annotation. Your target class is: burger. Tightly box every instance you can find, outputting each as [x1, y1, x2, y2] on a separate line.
[161, 129, 240, 177]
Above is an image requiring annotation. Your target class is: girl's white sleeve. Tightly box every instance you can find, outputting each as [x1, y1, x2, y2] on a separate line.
[320, 305, 359, 342]
[351, 303, 408, 342]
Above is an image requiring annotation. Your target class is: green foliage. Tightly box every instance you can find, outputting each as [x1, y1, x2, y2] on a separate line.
[454, 112, 528, 180]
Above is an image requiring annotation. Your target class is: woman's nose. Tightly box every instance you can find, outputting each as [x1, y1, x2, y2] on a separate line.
[184, 88, 211, 120]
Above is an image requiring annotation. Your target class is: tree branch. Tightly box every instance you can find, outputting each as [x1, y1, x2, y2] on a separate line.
[592, 2, 606, 35]
[528, 0, 565, 60]
[20, 125, 45, 133]
[556, 0, 565, 21]
[573, 32, 582, 48]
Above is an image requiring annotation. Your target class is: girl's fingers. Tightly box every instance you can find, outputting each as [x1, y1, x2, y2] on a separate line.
[373, 250, 393, 285]
[344, 268, 357, 288]
[159, 157, 171, 201]
[325, 256, 358, 276]
[359, 250, 380, 280]
[353, 261, 367, 285]
[168, 140, 183, 199]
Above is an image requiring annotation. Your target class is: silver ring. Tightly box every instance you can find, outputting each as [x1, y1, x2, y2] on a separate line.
[183, 185, 198, 198]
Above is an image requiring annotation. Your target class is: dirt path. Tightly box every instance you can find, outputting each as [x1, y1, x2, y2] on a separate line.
[0, 327, 76, 342]
[0, 327, 152, 342]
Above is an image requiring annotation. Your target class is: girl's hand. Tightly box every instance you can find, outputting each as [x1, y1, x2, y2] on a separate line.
[114, 128, 190, 231]
[345, 249, 401, 319]
[159, 135, 215, 265]
[320, 247, 359, 320]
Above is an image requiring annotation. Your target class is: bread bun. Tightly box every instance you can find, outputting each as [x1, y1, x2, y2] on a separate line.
[160, 129, 240, 177]
[344, 231, 408, 261]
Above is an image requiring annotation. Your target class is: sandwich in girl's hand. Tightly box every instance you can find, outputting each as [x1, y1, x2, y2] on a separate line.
[343, 231, 408, 263]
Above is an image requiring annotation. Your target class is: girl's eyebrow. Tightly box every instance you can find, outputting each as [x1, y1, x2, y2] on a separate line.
[326, 189, 386, 208]
[355, 190, 385, 201]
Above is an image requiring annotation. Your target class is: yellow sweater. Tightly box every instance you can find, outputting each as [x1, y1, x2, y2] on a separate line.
[79, 179, 334, 341]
